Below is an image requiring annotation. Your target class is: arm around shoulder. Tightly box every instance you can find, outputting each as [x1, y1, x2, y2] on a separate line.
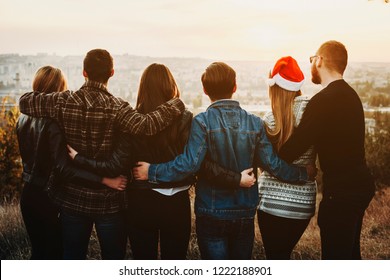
[255, 121, 308, 183]
[19, 90, 69, 120]
[279, 98, 320, 162]
[116, 98, 185, 136]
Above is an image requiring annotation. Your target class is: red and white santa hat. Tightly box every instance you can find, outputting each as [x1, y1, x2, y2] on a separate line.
[267, 56, 304, 91]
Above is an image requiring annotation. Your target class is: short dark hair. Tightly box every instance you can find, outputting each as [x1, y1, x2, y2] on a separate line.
[83, 49, 113, 83]
[317, 40, 348, 75]
[201, 62, 236, 100]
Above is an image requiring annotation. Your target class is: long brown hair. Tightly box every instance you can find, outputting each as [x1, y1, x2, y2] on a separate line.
[33, 66, 68, 93]
[266, 83, 301, 152]
[136, 63, 180, 146]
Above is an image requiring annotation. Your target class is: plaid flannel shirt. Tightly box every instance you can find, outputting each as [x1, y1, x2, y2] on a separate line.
[19, 80, 185, 215]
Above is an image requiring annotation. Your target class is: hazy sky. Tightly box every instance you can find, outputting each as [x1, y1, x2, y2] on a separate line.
[1, 0, 389, 62]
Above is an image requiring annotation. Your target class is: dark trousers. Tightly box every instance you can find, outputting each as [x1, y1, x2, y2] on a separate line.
[60, 209, 127, 260]
[20, 182, 62, 260]
[318, 192, 373, 260]
[196, 215, 255, 260]
[127, 189, 191, 260]
[257, 210, 310, 260]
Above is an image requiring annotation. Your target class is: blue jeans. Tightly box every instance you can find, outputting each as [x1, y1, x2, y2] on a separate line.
[61, 209, 126, 260]
[196, 215, 254, 260]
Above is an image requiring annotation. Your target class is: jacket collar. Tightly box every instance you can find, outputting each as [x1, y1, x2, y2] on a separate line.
[81, 80, 112, 96]
[207, 99, 240, 110]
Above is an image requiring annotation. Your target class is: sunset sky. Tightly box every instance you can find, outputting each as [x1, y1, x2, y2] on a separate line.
[1, 0, 389, 62]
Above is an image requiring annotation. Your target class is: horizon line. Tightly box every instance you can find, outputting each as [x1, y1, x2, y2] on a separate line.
[1, 52, 390, 64]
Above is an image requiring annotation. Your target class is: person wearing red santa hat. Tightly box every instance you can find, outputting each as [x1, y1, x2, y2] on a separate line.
[257, 56, 317, 259]
[279, 41, 375, 259]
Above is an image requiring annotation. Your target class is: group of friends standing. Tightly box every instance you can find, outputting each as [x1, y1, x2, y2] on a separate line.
[16, 40, 375, 260]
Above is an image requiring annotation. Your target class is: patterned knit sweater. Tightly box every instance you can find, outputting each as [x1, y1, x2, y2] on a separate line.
[258, 96, 317, 219]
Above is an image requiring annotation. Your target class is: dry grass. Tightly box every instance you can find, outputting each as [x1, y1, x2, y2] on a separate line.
[360, 187, 390, 259]
[1, 187, 389, 260]
[0, 203, 30, 259]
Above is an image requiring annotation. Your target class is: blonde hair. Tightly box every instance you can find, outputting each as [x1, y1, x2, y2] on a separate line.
[266, 84, 301, 152]
[32, 66, 68, 93]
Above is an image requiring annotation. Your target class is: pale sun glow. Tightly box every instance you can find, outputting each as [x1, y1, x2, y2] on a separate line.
[0, 0, 389, 61]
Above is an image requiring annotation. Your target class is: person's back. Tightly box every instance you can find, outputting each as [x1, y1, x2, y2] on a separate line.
[59, 81, 129, 158]
[16, 66, 68, 260]
[194, 100, 261, 218]
[279, 40, 374, 259]
[254, 56, 317, 260]
[132, 109, 193, 166]
[18, 116, 57, 187]
[307, 80, 371, 195]
[259, 96, 316, 219]
[17, 114, 63, 260]
[126, 63, 193, 260]
[128, 109, 193, 260]
[16, 66, 105, 260]
[17, 66, 68, 185]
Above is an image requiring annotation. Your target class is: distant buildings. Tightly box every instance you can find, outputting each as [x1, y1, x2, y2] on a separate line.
[1, 53, 390, 117]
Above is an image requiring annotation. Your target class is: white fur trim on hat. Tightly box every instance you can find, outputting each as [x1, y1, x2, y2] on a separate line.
[267, 78, 276, 87]
[271, 73, 304, 91]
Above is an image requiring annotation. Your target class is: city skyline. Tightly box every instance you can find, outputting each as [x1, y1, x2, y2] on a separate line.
[1, 0, 390, 62]
[1, 53, 389, 105]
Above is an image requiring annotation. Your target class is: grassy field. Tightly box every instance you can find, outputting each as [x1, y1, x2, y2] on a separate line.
[1, 187, 389, 260]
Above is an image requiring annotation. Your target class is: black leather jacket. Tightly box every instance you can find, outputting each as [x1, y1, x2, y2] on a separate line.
[73, 110, 241, 189]
[16, 114, 103, 191]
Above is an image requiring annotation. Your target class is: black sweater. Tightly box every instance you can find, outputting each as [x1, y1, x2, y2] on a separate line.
[279, 79, 374, 197]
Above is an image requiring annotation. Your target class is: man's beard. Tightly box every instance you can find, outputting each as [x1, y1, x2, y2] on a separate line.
[311, 64, 321, 84]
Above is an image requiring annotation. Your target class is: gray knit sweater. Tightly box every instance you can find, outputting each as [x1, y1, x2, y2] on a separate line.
[258, 96, 317, 219]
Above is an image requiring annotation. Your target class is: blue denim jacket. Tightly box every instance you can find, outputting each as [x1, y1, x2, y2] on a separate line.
[149, 100, 308, 219]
